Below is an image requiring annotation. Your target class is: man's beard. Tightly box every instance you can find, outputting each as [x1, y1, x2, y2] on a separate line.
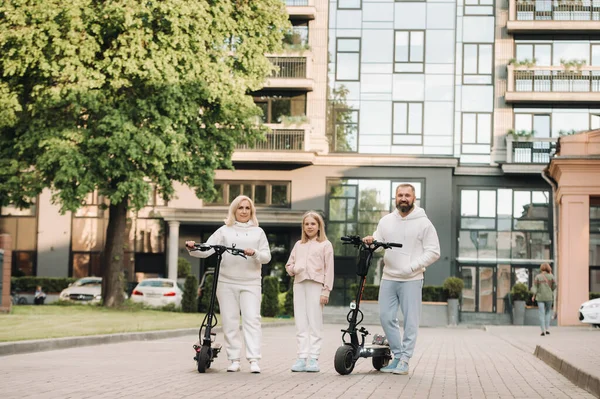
[396, 201, 414, 213]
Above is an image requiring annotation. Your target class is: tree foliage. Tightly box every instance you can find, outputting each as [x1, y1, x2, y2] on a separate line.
[261, 275, 279, 317]
[182, 274, 198, 313]
[0, 0, 291, 306]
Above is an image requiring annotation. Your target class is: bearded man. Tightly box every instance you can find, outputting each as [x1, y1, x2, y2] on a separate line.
[362, 183, 440, 375]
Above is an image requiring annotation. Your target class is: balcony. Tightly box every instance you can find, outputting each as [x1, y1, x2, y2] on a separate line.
[264, 56, 314, 91]
[508, 0, 600, 33]
[285, 0, 316, 20]
[505, 65, 600, 103]
[236, 129, 306, 151]
[502, 136, 557, 173]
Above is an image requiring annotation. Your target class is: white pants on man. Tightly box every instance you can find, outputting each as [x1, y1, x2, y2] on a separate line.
[216, 281, 262, 361]
[293, 279, 324, 359]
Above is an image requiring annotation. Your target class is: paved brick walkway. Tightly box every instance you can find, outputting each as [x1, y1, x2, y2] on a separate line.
[0, 324, 596, 399]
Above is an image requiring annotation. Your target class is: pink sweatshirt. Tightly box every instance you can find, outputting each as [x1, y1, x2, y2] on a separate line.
[285, 238, 335, 298]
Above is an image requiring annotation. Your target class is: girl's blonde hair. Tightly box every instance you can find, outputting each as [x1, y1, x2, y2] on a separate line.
[224, 195, 259, 227]
[540, 263, 552, 273]
[301, 211, 327, 243]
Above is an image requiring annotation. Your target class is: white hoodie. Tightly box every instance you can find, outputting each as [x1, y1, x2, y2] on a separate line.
[373, 206, 440, 282]
[188, 221, 271, 286]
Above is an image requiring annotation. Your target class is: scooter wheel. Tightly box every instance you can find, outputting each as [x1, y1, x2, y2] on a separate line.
[196, 346, 211, 373]
[372, 356, 390, 370]
[334, 345, 355, 375]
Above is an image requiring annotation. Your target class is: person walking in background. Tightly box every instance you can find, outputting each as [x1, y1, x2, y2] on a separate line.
[363, 184, 440, 375]
[185, 195, 271, 373]
[532, 262, 557, 336]
[285, 211, 334, 373]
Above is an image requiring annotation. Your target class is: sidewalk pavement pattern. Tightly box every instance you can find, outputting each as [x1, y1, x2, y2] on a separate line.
[0, 323, 598, 399]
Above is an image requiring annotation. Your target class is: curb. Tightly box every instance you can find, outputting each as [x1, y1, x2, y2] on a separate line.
[0, 321, 294, 357]
[534, 345, 600, 399]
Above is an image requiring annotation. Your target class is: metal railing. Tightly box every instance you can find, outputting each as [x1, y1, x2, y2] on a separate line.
[516, 0, 600, 21]
[268, 57, 307, 79]
[506, 136, 557, 163]
[512, 68, 600, 92]
[285, 0, 309, 5]
[236, 129, 305, 151]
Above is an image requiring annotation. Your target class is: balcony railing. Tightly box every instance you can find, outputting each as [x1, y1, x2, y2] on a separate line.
[268, 57, 307, 79]
[236, 129, 305, 151]
[512, 68, 600, 92]
[506, 65, 600, 102]
[285, 0, 309, 5]
[506, 136, 557, 163]
[515, 0, 600, 21]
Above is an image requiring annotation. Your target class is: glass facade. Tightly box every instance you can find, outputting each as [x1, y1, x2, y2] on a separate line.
[591, 200, 600, 293]
[0, 202, 37, 276]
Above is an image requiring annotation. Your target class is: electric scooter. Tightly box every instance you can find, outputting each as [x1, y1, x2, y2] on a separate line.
[334, 235, 403, 375]
[189, 243, 246, 373]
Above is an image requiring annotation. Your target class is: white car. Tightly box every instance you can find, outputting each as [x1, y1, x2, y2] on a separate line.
[60, 277, 103, 303]
[579, 297, 600, 328]
[130, 278, 184, 308]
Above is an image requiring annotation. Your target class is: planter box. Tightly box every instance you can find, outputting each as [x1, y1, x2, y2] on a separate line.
[323, 301, 449, 327]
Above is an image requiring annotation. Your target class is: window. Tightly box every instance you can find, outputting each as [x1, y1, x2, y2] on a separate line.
[589, 200, 600, 292]
[253, 92, 307, 124]
[392, 102, 423, 145]
[463, 44, 493, 84]
[328, 107, 358, 152]
[0, 201, 38, 276]
[394, 31, 425, 73]
[515, 43, 551, 66]
[462, 113, 492, 144]
[514, 113, 550, 137]
[458, 188, 551, 262]
[207, 181, 291, 208]
[338, 0, 361, 9]
[282, 21, 309, 50]
[336, 38, 361, 81]
[591, 114, 600, 130]
[463, 0, 495, 16]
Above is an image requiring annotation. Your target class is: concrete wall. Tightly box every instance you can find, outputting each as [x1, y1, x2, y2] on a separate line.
[324, 301, 449, 327]
[36, 189, 71, 277]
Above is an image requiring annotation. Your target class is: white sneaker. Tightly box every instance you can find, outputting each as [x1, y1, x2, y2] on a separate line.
[227, 361, 241, 372]
[250, 360, 261, 374]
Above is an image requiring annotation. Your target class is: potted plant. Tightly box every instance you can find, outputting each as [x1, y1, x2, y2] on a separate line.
[443, 277, 464, 326]
[511, 282, 529, 325]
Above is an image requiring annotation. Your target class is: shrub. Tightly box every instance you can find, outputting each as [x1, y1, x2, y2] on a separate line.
[181, 275, 198, 313]
[349, 284, 380, 301]
[161, 303, 181, 312]
[178, 257, 192, 278]
[590, 292, 600, 300]
[11, 277, 76, 293]
[199, 274, 219, 313]
[422, 285, 448, 302]
[443, 277, 464, 299]
[283, 279, 294, 317]
[511, 282, 530, 301]
[261, 276, 279, 317]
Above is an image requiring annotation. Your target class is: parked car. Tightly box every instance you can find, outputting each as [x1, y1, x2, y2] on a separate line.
[579, 297, 600, 328]
[59, 277, 103, 304]
[130, 278, 184, 308]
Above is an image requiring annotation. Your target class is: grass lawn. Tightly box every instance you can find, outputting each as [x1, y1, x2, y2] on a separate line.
[0, 304, 284, 343]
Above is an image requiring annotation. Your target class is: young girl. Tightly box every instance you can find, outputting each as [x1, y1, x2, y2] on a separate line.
[285, 211, 334, 372]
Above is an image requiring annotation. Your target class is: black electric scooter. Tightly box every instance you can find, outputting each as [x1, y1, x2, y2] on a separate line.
[189, 243, 246, 373]
[334, 235, 403, 375]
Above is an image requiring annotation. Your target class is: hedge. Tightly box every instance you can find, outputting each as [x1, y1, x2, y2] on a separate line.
[349, 284, 449, 302]
[11, 277, 77, 293]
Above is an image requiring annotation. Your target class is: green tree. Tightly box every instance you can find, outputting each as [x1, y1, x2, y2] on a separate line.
[261, 276, 279, 317]
[181, 274, 198, 313]
[283, 278, 294, 316]
[177, 257, 191, 279]
[0, 0, 290, 307]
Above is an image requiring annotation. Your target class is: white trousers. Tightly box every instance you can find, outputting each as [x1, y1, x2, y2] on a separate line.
[293, 280, 324, 359]
[216, 282, 262, 361]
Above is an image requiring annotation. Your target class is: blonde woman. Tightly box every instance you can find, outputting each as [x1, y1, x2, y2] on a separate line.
[531, 263, 557, 336]
[285, 211, 334, 373]
[185, 195, 271, 373]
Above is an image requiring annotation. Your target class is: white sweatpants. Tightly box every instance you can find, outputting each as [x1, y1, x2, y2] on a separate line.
[216, 282, 262, 361]
[293, 280, 324, 359]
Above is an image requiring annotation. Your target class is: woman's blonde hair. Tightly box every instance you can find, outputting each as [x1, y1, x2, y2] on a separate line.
[540, 263, 552, 273]
[224, 195, 259, 227]
[301, 211, 327, 243]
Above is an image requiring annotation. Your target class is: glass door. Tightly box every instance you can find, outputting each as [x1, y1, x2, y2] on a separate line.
[459, 265, 497, 312]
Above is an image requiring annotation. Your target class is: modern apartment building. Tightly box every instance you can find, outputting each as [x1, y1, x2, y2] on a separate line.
[1, 0, 599, 324]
